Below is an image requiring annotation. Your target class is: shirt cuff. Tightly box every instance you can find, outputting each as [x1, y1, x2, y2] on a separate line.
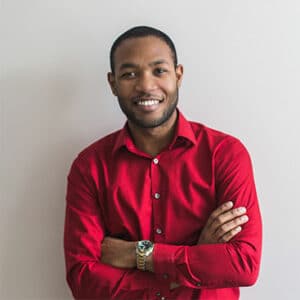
[153, 244, 204, 289]
[152, 243, 180, 282]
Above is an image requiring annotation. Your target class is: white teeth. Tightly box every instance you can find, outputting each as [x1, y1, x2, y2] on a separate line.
[137, 99, 159, 106]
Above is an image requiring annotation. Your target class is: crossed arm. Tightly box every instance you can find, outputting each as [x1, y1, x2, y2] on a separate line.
[64, 138, 262, 298]
[101, 200, 249, 288]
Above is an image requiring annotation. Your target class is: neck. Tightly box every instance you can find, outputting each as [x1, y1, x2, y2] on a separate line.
[128, 111, 178, 157]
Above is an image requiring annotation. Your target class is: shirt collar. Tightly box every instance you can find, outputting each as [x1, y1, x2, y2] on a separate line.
[172, 110, 197, 147]
[112, 109, 197, 154]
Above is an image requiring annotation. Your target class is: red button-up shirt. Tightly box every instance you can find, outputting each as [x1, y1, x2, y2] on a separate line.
[64, 111, 262, 300]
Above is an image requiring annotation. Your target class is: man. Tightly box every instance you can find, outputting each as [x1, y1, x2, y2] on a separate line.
[64, 26, 262, 299]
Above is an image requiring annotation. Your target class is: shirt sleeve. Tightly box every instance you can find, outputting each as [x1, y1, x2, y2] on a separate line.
[64, 156, 164, 299]
[153, 137, 262, 289]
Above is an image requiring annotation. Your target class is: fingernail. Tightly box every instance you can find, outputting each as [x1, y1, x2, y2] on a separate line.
[227, 201, 233, 208]
[237, 207, 246, 213]
[240, 215, 249, 222]
[235, 226, 242, 232]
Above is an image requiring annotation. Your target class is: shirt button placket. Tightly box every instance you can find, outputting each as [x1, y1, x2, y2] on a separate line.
[151, 156, 164, 242]
[153, 157, 159, 165]
[156, 228, 163, 235]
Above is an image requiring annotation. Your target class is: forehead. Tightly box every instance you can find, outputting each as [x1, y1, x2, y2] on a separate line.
[113, 36, 174, 69]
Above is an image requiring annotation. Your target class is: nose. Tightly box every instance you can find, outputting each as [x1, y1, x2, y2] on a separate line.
[135, 72, 157, 93]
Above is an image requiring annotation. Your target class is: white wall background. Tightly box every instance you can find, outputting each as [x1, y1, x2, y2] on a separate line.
[1, 1, 300, 299]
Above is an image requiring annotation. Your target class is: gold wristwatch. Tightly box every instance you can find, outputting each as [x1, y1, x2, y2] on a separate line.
[136, 240, 154, 271]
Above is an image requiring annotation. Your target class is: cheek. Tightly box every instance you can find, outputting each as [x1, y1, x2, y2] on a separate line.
[116, 83, 132, 97]
[163, 81, 178, 96]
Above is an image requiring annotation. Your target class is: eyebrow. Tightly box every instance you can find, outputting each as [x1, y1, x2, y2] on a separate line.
[119, 63, 138, 70]
[150, 59, 170, 66]
[119, 59, 170, 71]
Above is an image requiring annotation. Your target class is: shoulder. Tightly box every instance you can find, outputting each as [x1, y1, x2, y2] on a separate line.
[72, 129, 122, 168]
[188, 120, 252, 168]
[189, 120, 245, 151]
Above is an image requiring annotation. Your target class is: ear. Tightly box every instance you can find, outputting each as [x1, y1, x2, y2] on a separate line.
[175, 64, 184, 87]
[107, 72, 117, 96]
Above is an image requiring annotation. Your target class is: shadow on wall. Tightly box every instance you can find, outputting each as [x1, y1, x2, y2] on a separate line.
[1, 68, 112, 299]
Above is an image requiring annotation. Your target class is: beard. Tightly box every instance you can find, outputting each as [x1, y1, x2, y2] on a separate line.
[117, 89, 179, 129]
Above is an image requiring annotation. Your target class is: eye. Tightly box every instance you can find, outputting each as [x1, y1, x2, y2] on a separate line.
[154, 68, 167, 75]
[121, 72, 136, 79]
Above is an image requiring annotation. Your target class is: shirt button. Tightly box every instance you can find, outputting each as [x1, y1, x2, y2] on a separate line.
[156, 292, 161, 296]
[196, 282, 201, 287]
[153, 158, 159, 164]
[163, 273, 169, 279]
[161, 297, 166, 300]
[154, 193, 160, 199]
[156, 228, 163, 234]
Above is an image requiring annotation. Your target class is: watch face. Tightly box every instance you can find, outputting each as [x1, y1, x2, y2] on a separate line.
[138, 240, 152, 252]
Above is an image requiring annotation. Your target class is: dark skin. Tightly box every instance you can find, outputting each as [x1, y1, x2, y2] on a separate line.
[108, 37, 182, 156]
[101, 202, 248, 268]
[103, 36, 249, 289]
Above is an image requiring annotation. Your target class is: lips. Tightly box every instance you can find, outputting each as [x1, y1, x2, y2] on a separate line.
[137, 99, 160, 106]
[133, 97, 164, 111]
[134, 96, 164, 104]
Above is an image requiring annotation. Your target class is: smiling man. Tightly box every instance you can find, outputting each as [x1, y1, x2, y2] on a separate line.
[64, 26, 262, 300]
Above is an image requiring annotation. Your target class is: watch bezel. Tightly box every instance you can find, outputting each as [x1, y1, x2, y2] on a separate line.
[136, 240, 154, 256]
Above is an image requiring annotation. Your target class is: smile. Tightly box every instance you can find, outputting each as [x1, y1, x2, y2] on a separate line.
[137, 99, 160, 106]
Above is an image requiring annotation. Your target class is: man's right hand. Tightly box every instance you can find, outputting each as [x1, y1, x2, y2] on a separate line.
[197, 201, 248, 244]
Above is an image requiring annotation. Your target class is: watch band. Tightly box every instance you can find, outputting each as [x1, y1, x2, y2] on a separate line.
[136, 240, 154, 271]
[136, 252, 147, 271]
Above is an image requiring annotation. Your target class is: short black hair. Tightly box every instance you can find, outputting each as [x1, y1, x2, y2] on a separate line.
[110, 26, 178, 73]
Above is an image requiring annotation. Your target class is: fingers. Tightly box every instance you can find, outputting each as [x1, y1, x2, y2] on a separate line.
[198, 201, 249, 245]
[215, 214, 249, 242]
[206, 201, 234, 227]
[209, 205, 247, 233]
[218, 226, 242, 242]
